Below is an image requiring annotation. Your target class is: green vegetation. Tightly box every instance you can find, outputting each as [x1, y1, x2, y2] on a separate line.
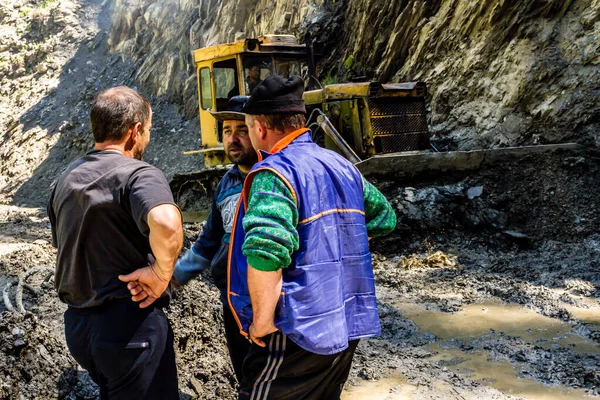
[18, 6, 33, 18]
[15, 88, 27, 101]
[343, 54, 354, 70]
[17, 0, 57, 18]
[322, 75, 340, 86]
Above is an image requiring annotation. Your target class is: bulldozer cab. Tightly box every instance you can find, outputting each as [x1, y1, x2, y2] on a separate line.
[193, 35, 306, 166]
[175, 34, 430, 211]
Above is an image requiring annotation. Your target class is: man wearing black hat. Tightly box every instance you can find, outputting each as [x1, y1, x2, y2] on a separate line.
[171, 96, 257, 381]
[227, 75, 397, 399]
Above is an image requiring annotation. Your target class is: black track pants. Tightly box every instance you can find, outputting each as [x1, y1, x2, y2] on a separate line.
[64, 298, 179, 400]
[239, 331, 359, 400]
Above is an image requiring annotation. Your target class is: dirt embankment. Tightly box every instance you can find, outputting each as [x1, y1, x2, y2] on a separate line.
[0, 0, 201, 208]
[3, 0, 600, 209]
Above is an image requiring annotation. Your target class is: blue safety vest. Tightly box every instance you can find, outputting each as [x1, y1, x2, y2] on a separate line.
[228, 130, 380, 355]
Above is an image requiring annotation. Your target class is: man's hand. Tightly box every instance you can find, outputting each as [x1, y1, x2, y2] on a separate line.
[249, 322, 278, 347]
[119, 263, 171, 308]
[119, 203, 183, 308]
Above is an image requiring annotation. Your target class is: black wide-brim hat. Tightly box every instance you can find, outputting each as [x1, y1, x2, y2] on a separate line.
[208, 96, 248, 121]
[241, 75, 306, 115]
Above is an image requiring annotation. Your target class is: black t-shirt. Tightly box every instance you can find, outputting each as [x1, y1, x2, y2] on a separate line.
[48, 150, 178, 308]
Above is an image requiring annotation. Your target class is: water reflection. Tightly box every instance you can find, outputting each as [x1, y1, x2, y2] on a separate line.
[181, 211, 209, 223]
[342, 300, 599, 400]
[342, 376, 417, 400]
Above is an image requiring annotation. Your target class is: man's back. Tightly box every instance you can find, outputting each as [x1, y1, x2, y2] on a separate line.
[231, 131, 378, 353]
[49, 86, 181, 400]
[49, 150, 174, 308]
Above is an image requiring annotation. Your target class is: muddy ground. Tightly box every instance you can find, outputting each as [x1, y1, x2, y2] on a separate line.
[1, 0, 599, 398]
[1, 148, 599, 399]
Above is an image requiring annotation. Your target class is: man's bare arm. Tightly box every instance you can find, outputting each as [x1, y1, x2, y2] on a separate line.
[120, 204, 183, 308]
[248, 266, 282, 346]
[148, 204, 183, 279]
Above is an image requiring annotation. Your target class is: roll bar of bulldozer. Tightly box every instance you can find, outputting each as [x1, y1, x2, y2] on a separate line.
[314, 110, 361, 164]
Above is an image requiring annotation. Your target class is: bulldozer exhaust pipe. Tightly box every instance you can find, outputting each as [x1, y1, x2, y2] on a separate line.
[305, 32, 319, 91]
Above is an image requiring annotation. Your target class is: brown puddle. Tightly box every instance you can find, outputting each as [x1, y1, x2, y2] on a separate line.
[429, 346, 590, 400]
[396, 300, 599, 352]
[393, 300, 599, 400]
[181, 211, 209, 223]
[564, 302, 600, 325]
[343, 300, 599, 399]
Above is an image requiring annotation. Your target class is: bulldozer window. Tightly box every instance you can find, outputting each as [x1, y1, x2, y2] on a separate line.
[243, 56, 272, 94]
[213, 59, 239, 108]
[199, 67, 212, 110]
[274, 57, 301, 78]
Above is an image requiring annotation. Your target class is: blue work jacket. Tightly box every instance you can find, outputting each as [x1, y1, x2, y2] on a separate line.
[228, 130, 380, 355]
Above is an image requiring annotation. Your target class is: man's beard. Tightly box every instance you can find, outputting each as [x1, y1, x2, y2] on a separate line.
[133, 146, 144, 160]
[227, 145, 257, 167]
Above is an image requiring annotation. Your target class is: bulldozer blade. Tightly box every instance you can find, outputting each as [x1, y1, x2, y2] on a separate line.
[356, 143, 583, 180]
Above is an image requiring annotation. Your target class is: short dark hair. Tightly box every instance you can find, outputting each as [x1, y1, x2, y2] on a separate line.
[90, 86, 151, 143]
[250, 113, 306, 133]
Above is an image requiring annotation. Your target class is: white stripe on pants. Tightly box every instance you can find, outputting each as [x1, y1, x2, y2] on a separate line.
[250, 332, 287, 400]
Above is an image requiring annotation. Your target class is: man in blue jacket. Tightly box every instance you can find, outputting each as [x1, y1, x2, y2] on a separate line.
[229, 76, 397, 399]
[172, 96, 257, 381]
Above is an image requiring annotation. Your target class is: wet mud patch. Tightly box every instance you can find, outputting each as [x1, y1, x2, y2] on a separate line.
[364, 236, 600, 398]
[167, 278, 238, 399]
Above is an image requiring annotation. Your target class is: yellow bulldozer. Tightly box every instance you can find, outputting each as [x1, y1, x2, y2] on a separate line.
[171, 34, 578, 212]
[171, 34, 431, 210]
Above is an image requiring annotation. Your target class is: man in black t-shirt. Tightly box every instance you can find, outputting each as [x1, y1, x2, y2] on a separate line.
[48, 86, 182, 399]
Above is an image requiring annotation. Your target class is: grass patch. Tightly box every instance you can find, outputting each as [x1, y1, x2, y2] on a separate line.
[343, 55, 354, 70]
[322, 74, 340, 86]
